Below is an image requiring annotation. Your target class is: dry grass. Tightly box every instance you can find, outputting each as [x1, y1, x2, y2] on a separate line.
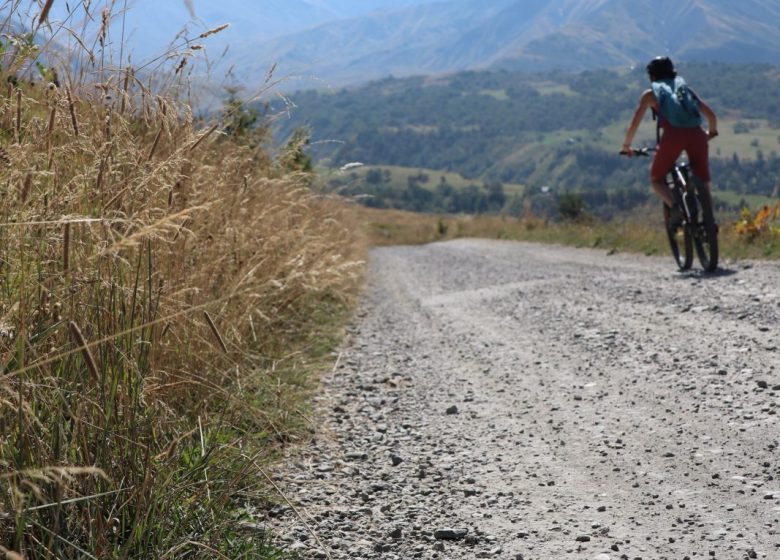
[356, 204, 780, 261]
[0, 3, 364, 558]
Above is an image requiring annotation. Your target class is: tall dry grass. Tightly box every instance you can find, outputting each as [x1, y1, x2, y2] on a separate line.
[0, 2, 363, 557]
[357, 202, 780, 261]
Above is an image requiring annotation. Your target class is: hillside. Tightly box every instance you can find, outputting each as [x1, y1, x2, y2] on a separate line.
[242, 0, 780, 88]
[279, 62, 780, 216]
[44, 1, 780, 90]
[494, 0, 780, 71]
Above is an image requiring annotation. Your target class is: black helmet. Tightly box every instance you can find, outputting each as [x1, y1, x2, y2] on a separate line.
[646, 56, 676, 80]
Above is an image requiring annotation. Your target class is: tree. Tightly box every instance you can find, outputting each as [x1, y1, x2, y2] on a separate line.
[558, 192, 586, 221]
[366, 169, 383, 184]
[222, 87, 265, 147]
[485, 181, 506, 211]
[281, 128, 313, 173]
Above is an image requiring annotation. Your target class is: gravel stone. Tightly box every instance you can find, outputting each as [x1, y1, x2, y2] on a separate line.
[263, 241, 780, 559]
[433, 528, 469, 541]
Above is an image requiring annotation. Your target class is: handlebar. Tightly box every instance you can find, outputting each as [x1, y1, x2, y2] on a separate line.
[621, 132, 718, 157]
[619, 147, 655, 157]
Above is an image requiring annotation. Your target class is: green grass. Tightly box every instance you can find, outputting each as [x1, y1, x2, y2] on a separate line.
[478, 89, 510, 101]
[532, 82, 579, 97]
[714, 190, 778, 208]
[711, 118, 780, 160]
[535, 114, 780, 162]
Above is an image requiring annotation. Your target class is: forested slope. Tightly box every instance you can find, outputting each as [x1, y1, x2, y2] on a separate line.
[278, 62, 780, 216]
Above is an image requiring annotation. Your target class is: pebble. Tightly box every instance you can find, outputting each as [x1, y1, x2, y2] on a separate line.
[434, 528, 469, 541]
[260, 242, 780, 559]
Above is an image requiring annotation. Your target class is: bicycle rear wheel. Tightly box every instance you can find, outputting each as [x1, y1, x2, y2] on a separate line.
[664, 205, 693, 271]
[690, 176, 719, 272]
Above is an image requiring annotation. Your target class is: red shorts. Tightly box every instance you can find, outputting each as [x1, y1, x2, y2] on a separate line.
[651, 126, 710, 182]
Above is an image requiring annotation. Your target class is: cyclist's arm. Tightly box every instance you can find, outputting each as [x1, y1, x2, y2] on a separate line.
[690, 88, 718, 139]
[621, 89, 655, 153]
[699, 99, 718, 139]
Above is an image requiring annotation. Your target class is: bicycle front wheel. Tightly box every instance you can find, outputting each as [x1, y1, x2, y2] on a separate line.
[665, 205, 693, 271]
[690, 176, 719, 272]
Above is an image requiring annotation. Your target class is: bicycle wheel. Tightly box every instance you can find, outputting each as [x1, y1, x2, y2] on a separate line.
[664, 205, 693, 271]
[690, 176, 719, 272]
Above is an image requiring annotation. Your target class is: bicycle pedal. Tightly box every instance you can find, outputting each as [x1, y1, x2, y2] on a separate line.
[668, 206, 685, 230]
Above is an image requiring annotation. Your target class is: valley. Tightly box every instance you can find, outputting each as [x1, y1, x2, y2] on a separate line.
[278, 62, 780, 218]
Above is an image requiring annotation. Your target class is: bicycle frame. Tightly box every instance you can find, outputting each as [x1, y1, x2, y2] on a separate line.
[668, 163, 694, 224]
[621, 147, 718, 272]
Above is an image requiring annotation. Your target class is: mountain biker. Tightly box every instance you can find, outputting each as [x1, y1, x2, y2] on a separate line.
[621, 56, 719, 227]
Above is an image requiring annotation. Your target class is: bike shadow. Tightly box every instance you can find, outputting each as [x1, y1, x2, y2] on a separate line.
[673, 267, 739, 280]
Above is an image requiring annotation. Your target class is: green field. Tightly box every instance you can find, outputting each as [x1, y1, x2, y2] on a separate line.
[714, 190, 778, 209]
[534, 116, 780, 161]
[478, 89, 510, 101]
[320, 161, 779, 216]
[317, 164, 526, 195]
[532, 81, 579, 97]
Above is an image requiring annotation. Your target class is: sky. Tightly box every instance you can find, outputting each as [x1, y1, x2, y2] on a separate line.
[16, 0, 445, 99]
[38, 0, 441, 65]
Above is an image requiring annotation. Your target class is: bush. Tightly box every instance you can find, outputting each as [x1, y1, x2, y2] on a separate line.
[558, 192, 586, 221]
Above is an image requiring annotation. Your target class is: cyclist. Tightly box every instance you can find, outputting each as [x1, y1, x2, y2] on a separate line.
[621, 56, 719, 227]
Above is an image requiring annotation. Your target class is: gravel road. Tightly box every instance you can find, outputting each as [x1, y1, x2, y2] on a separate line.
[268, 239, 780, 560]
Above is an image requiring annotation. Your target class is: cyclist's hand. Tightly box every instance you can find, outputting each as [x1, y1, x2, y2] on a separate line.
[620, 145, 633, 156]
[708, 129, 719, 140]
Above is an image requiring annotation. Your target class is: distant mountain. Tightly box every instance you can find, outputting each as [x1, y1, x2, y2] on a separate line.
[47, 0, 442, 65]
[233, 0, 518, 87]
[493, 0, 780, 71]
[238, 0, 780, 89]
[43, 0, 780, 90]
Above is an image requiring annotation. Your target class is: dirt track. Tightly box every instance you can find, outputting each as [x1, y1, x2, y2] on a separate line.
[269, 239, 780, 560]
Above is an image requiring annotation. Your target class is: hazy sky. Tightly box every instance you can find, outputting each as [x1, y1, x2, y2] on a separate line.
[38, 0, 441, 65]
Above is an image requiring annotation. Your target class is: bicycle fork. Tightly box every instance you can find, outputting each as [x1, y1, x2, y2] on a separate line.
[669, 167, 695, 225]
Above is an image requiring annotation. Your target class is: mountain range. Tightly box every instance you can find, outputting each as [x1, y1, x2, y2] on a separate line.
[239, 0, 780, 89]
[40, 0, 780, 90]
[45, 0, 440, 65]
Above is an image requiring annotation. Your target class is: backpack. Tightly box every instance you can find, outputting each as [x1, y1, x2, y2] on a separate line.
[651, 76, 702, 128]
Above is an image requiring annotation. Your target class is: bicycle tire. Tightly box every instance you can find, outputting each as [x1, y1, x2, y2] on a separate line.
[664, 205, 693, 271]
[690, 175, 719, 272]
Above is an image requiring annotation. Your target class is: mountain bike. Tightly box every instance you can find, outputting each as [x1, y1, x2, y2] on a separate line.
[622, 148, 718, 272]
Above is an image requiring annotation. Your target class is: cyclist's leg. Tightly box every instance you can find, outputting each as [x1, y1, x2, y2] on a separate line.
[652, 179, 675, 208]
[685, 127, 711, 190]
[651, 131, 685, 207]
[686, 130, 718, 234]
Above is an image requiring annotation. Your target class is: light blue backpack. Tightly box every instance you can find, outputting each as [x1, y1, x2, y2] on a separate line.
[652, 77, 702, 128]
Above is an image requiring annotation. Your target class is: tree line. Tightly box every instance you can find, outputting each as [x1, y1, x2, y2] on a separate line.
[328, 170, 507, 214]
[277, 62, 780, 216]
